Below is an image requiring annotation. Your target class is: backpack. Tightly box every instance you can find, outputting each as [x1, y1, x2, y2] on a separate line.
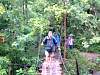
[53, 33, 61, 47]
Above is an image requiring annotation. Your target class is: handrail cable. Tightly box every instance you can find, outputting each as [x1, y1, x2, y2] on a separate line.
[59, 49, 68, 73]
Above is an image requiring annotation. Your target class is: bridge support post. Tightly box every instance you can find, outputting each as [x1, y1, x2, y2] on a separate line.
[64, 13, 67, 59]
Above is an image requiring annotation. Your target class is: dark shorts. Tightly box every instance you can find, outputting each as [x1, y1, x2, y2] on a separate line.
[45, 46, 55, 53]
[46, 49, 53, 54]
[68, 45, 73, 49]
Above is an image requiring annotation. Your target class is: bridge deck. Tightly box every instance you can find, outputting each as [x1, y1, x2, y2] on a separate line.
[41, 59, 63, 75]
[39, 51, 63, 75]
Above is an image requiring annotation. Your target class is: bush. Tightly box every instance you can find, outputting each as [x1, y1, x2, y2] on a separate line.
[65, 50, 98, 75]
[0, 44, 9, 56]
[0, 57, 10, 75]
[16, 64, 37, 75]
[87, 43, 100, 53]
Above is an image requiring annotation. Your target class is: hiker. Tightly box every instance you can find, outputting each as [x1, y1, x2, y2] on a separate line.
[66, 34, 74, 49]
[53, 32, 61, 51]
[53, 32, 61, 47]
[41, 31, 57, 62]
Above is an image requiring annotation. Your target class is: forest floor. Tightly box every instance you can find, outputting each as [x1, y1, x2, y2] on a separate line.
[81, 52, 100, 60]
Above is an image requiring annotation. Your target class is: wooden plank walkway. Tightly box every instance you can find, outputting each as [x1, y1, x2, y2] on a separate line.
[39, 51, 63, 75]
[41, 59, 63, 75]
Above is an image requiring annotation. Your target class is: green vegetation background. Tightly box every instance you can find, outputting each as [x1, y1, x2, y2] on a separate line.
[0, 0, 100, 75]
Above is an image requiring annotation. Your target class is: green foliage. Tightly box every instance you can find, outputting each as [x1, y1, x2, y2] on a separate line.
[0, 4, 5, 15]
[0, 0, 100, 74]
[0, 44, 9, 56]
[0, 57, 10, 75]
[16, 64, 37, 75]
[87, 43, 100, 53]
[0, 57, 10, 69]
[66, 50, 98, 75]
[77, 36, 100, 53]
[15, 54, 38, 75]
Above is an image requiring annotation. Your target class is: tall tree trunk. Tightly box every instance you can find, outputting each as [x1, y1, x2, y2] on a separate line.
[64, 14, 67, 59]
[63, 0, 68, 59]
[25, 0, 28, 24]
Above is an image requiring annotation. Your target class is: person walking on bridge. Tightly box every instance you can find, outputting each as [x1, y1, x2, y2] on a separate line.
[53, 32, 61, 50]
[41, 31, 57, 63]
[66, 34, 74, 49]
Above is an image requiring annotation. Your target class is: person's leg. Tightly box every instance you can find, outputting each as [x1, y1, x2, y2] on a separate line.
[49, 50, 53, 62]
[71, 45, 73, 49]
[52, 46, 56, 57]
[69, 45, 72, 49]
[70, 45, 73, 49]
[67, 45, 70, 49]
[44, 50, 50, 69]
[45, 50, 49, 62]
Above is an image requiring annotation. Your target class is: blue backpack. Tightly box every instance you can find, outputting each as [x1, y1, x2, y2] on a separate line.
[54, 33, 60, 46]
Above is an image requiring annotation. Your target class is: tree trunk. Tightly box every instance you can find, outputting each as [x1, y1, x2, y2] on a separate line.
[64, 13, 67, 59]
[75, 58, 80, 75]
[8, 63, 13, 75]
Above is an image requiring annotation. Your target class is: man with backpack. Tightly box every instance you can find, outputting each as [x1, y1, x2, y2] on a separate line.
[41, 31, 57, 63]
[53, 32, 61, 51]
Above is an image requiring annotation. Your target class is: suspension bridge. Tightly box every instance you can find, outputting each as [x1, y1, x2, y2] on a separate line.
[37, 50, 65, 75]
